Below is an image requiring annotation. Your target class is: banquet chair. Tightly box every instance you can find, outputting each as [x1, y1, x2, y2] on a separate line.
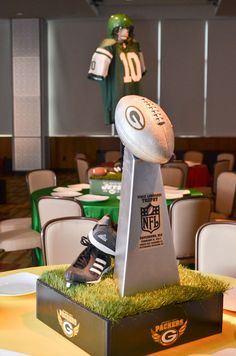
[87, 167, 94, 180]
[41, 216, 97, 265]
[0, 225, 41, 252]
[0, 217, 31, 232]
[195, 159, 230, 197]
[104, 150, 121, 163]
[212, 160, 230, 194]
[195, 221, 236, 277]
[76, 158, 89, 183]
[161, 166, 184, 187]
[75, 153, 87, 160]
[183, 150, 203, 164]
[217, 153, 235, 171]
[163, 161, 188, 187]
[169, 196, 211, 265]
[38, 196, 84, 230]
[210, 172, 236, 221]
[26, 169, 57, 194]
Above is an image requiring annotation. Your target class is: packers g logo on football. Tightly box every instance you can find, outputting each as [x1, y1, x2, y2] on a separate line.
[125, 106, 145, 130]
[57, 309, 80, 338]
[151, 318, 188, 347]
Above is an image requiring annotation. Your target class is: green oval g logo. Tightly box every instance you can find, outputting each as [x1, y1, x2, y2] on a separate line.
[125, 106, 145, 130]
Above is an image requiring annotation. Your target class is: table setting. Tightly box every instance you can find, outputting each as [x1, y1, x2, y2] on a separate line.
[0, 271, 39, 297]
[30, 182, 202, 234]
[1, 265, 236, 356]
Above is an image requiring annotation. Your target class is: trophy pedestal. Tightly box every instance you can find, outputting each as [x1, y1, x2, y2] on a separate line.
[114, 148, 179, 297]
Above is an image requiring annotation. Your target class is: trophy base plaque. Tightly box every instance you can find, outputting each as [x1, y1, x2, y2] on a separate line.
[37, 280, 223, 356]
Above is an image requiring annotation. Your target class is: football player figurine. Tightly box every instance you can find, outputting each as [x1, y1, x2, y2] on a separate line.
[88, 13, 146, 125]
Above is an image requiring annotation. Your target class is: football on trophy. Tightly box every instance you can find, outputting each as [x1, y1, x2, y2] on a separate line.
[115, 95, 174, 164]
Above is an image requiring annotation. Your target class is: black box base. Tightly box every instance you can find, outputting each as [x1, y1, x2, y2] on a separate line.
[36, 280, 223, 356]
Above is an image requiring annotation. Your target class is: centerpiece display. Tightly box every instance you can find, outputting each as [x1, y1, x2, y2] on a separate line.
[36, 95, 226, 355]
[89, 170, 122, 197]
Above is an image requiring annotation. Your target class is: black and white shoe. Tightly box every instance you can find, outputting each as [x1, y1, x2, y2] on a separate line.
[64, 236, 111, 288]
[88, 215, 116, 256]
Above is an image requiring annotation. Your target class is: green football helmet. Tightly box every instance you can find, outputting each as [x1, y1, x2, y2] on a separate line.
[107, 13, 134, 39]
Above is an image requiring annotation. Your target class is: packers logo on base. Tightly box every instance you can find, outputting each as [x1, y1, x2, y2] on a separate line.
[57, 309, 80, 338]
[151, 318, 188, 346]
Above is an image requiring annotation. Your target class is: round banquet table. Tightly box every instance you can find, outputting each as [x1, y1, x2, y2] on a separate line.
[0, 266, 236, 356]
[30, 187, 202, 232]
[30, 186, 203, 266]
[30, 187, 120, 232]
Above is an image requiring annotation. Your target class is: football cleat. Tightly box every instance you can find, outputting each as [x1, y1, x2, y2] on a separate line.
[88, 215, 116, 256]
[64, 236, 111, 288]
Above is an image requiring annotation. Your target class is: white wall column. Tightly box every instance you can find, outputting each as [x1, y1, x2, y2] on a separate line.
[12, 18, 46, 171]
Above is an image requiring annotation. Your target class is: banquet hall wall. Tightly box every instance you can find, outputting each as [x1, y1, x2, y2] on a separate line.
[0, 136, 235, 173]
[0, 17, 236, 172]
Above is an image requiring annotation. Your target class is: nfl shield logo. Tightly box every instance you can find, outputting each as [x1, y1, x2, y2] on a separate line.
[141, 203, 160, 234]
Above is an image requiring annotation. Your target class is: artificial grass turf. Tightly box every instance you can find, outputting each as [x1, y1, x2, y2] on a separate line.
[90, 172, 122, 181]
[39, 265, 228, 322]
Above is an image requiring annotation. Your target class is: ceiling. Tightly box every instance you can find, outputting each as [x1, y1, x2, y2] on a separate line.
[0, 0, 96, 19]
[0, 0, 235, 20]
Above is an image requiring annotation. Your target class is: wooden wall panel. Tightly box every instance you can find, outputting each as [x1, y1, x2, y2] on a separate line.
[0, 138, 11, 158]
[49, 137, 121, 169]
[0, 137, 235, 170]
[175, 137, 236, 152]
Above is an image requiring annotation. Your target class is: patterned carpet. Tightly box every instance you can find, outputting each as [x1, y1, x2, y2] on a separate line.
[0, 170, 78, 271]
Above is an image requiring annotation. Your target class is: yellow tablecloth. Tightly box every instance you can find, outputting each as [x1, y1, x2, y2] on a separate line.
[0, 266, 236, 356]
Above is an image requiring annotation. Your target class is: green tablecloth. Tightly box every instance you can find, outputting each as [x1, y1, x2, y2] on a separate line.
[31, 187, 53, 232]
[31, 186, 202, 265]
[31, 187, 120, 232]
[31, 186, 202, 232]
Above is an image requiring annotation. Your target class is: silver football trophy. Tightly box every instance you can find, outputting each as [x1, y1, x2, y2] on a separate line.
[114, 95, 179, 297]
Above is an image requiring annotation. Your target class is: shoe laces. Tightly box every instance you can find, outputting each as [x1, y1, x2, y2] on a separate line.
[81, 235, 110, 263]
[73, 236, 94, 268]
[81, 235, 91, 247]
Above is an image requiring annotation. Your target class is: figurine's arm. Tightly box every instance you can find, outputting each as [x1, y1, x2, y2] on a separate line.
[88, 39, 116, 81]
[88, 47, 113, 81]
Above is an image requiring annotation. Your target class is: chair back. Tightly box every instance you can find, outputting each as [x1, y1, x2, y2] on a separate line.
[161, 166, 184, 187]
[184, 151, 203, 164]
[214, 172, 236, 216]
[212, 160, 230, 194]
[76, 158, 89, 183]
[217, 153, 235, 171]
[26, 169, 57, 194]
[195, 221, 236, 277]
[75, 153, 87, 160]
[163, 161, 188, 187]
[87, 167, 94, 181]
[41, 216, 97, 265]
[104, 151, 120, 163]
[38, 196, 84, 230]
[169, 196, 211, 264]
